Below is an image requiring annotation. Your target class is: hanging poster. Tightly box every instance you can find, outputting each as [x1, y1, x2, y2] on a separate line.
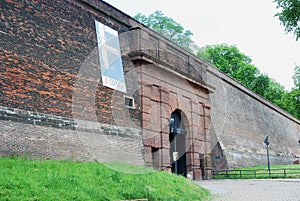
[95, 20, 126, 93]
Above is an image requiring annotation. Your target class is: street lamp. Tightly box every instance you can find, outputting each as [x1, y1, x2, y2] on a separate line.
[169, 115, 186, 175]
[264, 135, 270, 177]
[169, 117, 178, 174]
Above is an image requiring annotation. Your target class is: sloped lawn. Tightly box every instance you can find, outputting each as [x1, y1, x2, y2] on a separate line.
[0, 157, 210, 201]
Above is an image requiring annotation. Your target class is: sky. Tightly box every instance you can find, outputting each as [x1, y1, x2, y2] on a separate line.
[104, 0, 300, 90]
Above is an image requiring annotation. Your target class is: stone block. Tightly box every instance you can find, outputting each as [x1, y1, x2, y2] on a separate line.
[149, 101, 161, 131]
[161, 117, 170, 133]
[143, 129, 159, 141]
[161, 103, 172, 119]
[143, 132, 162, 148]
[186, 154, 192, 167]
[162, 140, 170, 149]
[142, 104, 161, 132]
[193, 139, 201, 147]
[143, 146, 152, 154]
[144, 153, 152, 163]
[160, 88, 170, 104]
[161, 148, 171, 166]
[205, 154, 213, 166]
[191, 113, 201, 126]
[142, 113, 151, 129]
[141, 97, 152, 113]
[179, 96, 191, 113]
[161, 148, 170, 158]
[203, 104, 211, 117]
[141, 84, 152, 99]
[193, 157, 200, 166]
[204, 117, 211, 129]
[150, 85, 160, 101]
[168, 92, 178, 111]
[192, 128, 205, 141]
[193, 168, 202, 180]
[205, 141, 212, 152]
[191, 101, 200, 114]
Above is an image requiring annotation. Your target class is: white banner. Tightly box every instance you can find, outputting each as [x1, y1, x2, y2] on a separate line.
[95, 20, 126, 93]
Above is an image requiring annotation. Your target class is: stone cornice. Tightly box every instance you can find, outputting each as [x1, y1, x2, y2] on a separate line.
[129, 51, 215, 93]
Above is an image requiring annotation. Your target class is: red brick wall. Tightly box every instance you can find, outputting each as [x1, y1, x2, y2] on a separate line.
[0, 0, 140, 126]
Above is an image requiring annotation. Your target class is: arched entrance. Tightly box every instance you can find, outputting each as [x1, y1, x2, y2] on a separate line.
[169, 110, 187, 176]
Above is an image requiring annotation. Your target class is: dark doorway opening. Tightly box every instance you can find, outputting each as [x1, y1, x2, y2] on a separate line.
[169, 110, 187, 177]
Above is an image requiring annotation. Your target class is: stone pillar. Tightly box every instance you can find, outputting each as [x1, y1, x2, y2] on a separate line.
[203, 103, 213, 179]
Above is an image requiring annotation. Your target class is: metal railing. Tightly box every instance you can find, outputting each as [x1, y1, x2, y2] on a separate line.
[212, 168, 300, 179]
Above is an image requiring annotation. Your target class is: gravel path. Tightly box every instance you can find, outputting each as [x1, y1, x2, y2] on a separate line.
[196, 179, 300, 201]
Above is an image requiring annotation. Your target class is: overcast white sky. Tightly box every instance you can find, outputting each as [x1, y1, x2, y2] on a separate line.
[104, 0, 300, 90]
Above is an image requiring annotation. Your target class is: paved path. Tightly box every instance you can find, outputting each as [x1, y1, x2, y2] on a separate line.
[196, 179, 300, 201]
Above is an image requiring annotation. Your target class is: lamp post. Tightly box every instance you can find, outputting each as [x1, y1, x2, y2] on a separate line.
[264, 135, 270, 177]
[298, 140, 300, 164]
[169, 115, 186, 175]
[169, 117, 178, 175]
[174, 133, 178, 175]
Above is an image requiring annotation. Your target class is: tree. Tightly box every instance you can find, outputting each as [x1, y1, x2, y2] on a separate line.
[134, 11, 198, 53]
[197, 44, 270, 96]
[286, 65, 300, 118]
[264, 79, 286, 107]
[293, 65, 300, 88]
[198, 44, 253, 77]
[252, 74, 271, 97]
[282, 89, 300, 119]
[274, 0, 300, 40]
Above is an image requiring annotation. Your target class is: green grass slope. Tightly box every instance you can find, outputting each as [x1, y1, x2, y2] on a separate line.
[0, 157, 210, 201]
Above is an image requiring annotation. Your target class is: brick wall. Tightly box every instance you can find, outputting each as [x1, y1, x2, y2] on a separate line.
[0, 0, 145, 164]
[0, 0, 140, 125]
[0, 117, 144, 165]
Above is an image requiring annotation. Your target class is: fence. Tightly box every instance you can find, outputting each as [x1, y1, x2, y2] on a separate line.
[212, 168, 300, 179]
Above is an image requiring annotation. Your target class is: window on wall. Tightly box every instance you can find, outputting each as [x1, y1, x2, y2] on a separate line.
[124, 96, 135, 108]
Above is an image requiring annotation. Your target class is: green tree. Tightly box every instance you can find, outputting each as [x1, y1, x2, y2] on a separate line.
[197, 44, 270, 96]
[198, 44, 253, 77]
[286, 65, 300, 118]
[293, 65, 300, 88]
[264, 79, 286, 107]
[252, 74, 271, 97]
[274, 0, 300, 40]
[282, 89, 300, 119]
[134, 11, 198, 53]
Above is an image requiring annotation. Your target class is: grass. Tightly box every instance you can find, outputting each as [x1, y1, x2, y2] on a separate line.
[213, 164, 300, 179]
[0, 157, 210, 201]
